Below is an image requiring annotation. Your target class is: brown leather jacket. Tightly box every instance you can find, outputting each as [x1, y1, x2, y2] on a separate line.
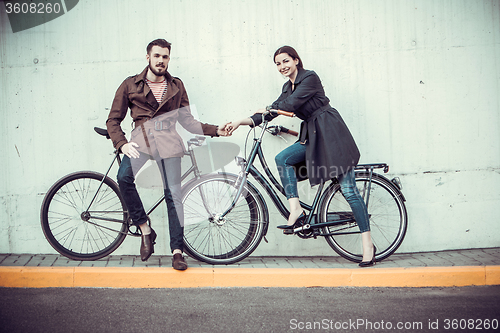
[106, 66, 218, 153]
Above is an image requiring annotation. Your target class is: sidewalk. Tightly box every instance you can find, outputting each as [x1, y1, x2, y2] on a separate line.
[1, 248, 499, 288]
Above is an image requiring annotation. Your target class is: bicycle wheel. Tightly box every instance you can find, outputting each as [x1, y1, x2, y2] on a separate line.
[40, 171, 128, 260]
[319, 172, 407, 262]
[181, 173, 267, 265]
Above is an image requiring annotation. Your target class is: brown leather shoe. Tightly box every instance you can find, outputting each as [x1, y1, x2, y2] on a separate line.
[172, 253, 188, 270]
[140, 229, 156, 262]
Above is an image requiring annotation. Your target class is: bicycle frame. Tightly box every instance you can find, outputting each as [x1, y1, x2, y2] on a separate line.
[219, 119, 390, 237]
[220, 120, 333, 229]
[83, 140, 204, 235]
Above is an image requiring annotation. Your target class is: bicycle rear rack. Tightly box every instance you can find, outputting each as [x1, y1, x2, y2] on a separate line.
[355, 163, 389, 173]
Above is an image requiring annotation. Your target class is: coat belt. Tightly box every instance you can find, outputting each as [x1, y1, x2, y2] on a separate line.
[299, 104, 331, 144]
[134, 117, 151, 129]
[134, 117, 175, 131]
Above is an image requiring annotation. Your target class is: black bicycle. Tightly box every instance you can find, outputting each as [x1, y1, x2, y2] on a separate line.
[40, 127, 210, 261]
[180, 110, 408, 264]
[41, 112, 407, 264]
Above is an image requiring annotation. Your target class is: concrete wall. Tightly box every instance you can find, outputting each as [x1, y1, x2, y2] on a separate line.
[1, 0, 499, 257]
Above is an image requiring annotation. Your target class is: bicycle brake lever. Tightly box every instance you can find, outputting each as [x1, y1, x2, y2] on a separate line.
[276, 134, 288, 143]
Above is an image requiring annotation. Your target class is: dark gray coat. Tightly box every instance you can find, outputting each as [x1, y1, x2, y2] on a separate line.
[251, 68, 360, 186]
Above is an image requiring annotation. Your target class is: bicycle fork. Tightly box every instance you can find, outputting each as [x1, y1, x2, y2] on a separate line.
[218, 160, 249, 218]
[218, 129, 265, 218]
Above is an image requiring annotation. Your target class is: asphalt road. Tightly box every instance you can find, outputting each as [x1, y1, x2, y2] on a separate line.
[1, 286, 499, 332]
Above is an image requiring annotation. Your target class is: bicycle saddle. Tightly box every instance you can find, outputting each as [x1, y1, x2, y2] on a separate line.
[94, 127, 110, 139]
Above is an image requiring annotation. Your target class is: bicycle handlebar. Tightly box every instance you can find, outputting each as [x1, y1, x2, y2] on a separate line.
[267, 125, 299, 137]
[279, 126, 299, 137]
[270, 109, 295, 118]
[268, 110, 299, 136]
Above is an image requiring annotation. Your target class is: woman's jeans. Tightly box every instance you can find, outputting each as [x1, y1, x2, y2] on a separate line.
[117, 154, 184, 252]
[275, 141, 370, 233]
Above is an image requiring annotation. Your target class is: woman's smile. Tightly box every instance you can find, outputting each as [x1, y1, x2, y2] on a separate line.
[275, 53, 299, 81]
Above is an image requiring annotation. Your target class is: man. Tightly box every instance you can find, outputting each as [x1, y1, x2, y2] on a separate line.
[106, 39, 228, 270]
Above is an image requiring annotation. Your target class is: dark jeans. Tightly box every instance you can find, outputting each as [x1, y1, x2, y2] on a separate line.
[275, 142, 307, 200]
[117, 154, 184, 252]
[275, 142, 370, 233]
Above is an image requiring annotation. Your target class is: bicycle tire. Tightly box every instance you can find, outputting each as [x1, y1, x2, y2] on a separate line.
[319, 172, 408, 262]
[181, 173, 267, 265]
[40, 171, 128, 261]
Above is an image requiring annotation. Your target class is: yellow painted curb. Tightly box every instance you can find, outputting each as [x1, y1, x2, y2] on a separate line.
[0, 267, 75, 288]
[213, 268, 353, 287]
[0, 266, 499, 288]
[74, 267, 214, 288]
[349, 266, 487, 287]
[485, 266, 500, 285]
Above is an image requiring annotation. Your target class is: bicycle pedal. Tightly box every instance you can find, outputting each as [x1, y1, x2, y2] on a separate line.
[283, 229, 294, 235]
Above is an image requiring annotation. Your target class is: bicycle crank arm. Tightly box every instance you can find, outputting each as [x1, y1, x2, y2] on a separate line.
[283, 224, 311, 235]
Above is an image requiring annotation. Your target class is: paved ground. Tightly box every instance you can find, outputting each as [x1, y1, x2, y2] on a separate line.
[1, 247, 500, 268]
[1, 248, 499, 288]
[2, 286, 499, 333]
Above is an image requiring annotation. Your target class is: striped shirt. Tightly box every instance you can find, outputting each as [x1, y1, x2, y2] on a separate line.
[146, 78, 167, 103]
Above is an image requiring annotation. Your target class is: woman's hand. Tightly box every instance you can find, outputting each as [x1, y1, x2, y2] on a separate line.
[225, 120, 242, 136]
[224, 117, 254, 135]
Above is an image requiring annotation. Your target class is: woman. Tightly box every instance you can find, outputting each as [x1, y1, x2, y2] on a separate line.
[227, 46, 376, 266]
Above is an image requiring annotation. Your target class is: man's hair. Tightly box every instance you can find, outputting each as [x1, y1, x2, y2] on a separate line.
[147, 39, 172, 54]
[273, 45, 304, 69]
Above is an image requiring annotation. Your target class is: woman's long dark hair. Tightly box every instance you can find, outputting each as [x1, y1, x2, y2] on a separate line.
[273, 46, 304, 69]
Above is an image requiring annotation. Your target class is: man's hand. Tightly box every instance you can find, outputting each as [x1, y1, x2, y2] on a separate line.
[121, 142, 140, 159]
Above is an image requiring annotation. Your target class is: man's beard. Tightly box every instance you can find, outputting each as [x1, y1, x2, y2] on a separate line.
[149, 61, 167, 77]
